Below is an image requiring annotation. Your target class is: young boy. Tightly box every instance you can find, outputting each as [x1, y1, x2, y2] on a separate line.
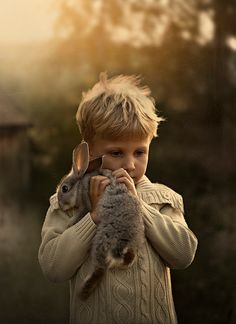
[38, 73, 198, 324]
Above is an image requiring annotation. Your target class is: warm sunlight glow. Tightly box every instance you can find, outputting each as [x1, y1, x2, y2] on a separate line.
[197, 11, 214, 45]
[226, 36, 236, 51]
[108, 2, 170, 47]
[0, 0, 56, 44]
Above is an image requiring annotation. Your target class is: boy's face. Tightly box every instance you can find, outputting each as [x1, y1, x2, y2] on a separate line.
[89, 136, 151, 184]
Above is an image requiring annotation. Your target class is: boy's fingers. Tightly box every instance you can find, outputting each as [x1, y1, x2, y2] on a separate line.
[100, 179, 110, 190]
[116, 176, 133, 186]
[112, 168, 125, 176]
[115, 176, 137, 196]
[90, 175, 108, 184]
[112, 168, 133, 181]
[90, 176, 110, 194]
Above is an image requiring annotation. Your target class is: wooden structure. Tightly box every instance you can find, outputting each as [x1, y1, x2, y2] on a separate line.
[0, 94, 32, 200]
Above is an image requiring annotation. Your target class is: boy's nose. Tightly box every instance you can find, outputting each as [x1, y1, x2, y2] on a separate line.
[123, 159, 135, 173]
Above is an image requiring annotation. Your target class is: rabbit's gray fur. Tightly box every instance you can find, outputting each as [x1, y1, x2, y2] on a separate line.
[57, 170, 100, 226]
[56, 142, 145, 300]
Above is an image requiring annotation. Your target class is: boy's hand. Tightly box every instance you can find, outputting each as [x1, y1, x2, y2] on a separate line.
[89, 175, 110, 224]
[112, 168, 137, 196]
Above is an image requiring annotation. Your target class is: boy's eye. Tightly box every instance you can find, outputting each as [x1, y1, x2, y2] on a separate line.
[135, 150, 145, 156]
[110, 151, 122, 157]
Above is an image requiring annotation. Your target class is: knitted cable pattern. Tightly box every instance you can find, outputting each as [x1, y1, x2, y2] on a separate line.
[76, 261, 93, 323]
[110, 267, 134, 323]
[96, 279, 107, 323]
[138, 242, 151, 323]
[153, 254, 169, 323]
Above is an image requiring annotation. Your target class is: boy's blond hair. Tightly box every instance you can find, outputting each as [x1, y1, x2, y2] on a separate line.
[76, 73, 164, 142]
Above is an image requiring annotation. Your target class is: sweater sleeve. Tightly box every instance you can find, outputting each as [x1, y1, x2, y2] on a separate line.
[38, 194, 97, 282]
[139, 187, 198, 270]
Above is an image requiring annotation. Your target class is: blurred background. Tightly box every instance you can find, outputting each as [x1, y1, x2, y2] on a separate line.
[0, 0, 235, 323]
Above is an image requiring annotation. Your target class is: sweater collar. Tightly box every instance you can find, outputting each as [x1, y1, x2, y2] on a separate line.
[136, 175, 152, 192]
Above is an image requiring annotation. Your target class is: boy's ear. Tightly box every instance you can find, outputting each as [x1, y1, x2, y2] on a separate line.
[72, 142, 89, 177]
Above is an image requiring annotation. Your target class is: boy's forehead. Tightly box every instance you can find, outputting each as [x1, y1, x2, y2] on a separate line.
[96, 131, 152, 141]
[93, 136, 151, 147]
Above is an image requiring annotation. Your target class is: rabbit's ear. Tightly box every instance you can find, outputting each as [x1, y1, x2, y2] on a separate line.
[87, 156, 103, 173]
[72, 142, 89, 177]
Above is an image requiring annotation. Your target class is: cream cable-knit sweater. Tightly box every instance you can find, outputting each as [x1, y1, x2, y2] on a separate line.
[38, 176, 198, 324]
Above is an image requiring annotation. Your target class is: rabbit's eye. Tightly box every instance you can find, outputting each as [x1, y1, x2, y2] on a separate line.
[62, 185, 69, 193]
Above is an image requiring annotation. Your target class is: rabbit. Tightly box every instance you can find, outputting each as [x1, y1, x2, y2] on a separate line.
[56, 142, 102, 226]
[56, 141, 145, 300]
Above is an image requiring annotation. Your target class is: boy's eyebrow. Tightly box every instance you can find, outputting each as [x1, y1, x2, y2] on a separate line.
[104, 147, 122, 151]
[136, 146, 148, 150]
[105, 145, 148, 151]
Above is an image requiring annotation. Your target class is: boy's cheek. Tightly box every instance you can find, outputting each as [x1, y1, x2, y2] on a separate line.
[102, 158, 120, 171]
